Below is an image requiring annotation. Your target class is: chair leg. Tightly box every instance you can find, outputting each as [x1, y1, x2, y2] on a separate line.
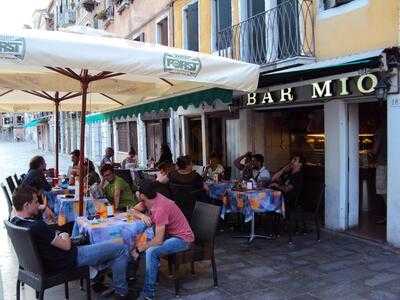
[86, 276, 92, 300]
[80, 278, 84, 291]
[211, 254, 218, 287]
[36, 291, 39, 299]
[16, 280, 20, 300]
[174, 262, 180, 296]
[38, 289, 44, 300]
[64, 281, 69, 299]
[168, 257, 173, 276]
[315, 214, 320, 241]
[21, 282, 25, 289]
[190, 261, 195, 275]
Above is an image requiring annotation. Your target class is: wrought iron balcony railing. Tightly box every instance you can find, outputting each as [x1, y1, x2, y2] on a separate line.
[217, 0, 314, 66]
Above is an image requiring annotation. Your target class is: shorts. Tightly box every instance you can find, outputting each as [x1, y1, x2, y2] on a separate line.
[376, 165, 387, 195]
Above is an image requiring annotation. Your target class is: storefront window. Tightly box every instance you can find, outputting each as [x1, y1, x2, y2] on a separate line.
[187, 117, 202, 165]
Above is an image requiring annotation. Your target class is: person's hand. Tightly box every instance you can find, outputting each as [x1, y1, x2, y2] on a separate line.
[140, 214, 152, 227]
[137, 243, 147, 252]
[269, 183, 279, 189]
[59, 232, 69, 239]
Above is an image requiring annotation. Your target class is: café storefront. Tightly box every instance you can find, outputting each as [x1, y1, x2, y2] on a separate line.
[242, 49, 397, 242]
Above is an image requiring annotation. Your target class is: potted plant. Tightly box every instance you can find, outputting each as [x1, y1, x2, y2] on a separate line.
[82, 0, 96, 12]
[96, 9, 107, 20]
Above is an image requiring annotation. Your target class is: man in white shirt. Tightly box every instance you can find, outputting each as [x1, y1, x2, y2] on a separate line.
[252, 154, 271, 187]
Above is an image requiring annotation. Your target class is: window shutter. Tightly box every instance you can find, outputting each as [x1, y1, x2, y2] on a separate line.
[117, 122, 129, 152]
[185, 2, 199, 51]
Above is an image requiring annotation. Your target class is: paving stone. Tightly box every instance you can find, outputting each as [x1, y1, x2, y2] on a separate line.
[367, 261, 399, 271]
[318, 259, 359, 272]
[364, 273, 400, 287]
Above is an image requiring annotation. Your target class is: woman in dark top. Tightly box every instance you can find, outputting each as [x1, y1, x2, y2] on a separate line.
[169, 155, 204, 190]
[22, 156, 52, 192]
[155, 143, 173, 168]
[153, 162, 174, 198]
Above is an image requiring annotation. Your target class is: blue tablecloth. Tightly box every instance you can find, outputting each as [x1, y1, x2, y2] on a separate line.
[44, 191, 96, 223]
[221, 189, 285, 222]
[207, 181, 234, 200]
[73, 216, 154, 251]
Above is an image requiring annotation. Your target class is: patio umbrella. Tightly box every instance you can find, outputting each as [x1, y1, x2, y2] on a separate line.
[0, 27, 259, 215]
[0, 89, 126, 176]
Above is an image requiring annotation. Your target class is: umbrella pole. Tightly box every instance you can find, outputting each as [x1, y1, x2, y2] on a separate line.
[78, 76, 89, 216]
[54, 93, 60, 178]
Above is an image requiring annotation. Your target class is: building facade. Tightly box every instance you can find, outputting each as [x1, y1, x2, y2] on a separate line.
[31, 0, 400, 246]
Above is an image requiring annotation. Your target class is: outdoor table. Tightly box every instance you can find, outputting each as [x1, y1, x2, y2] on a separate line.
[222, 188, 285, 243]
[206, 181, 234, 201]
[73, 214, 153, 251]
[44, 190, 96, 224]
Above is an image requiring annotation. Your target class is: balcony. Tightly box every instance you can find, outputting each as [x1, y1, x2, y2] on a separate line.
[104, 5, 114, 27]
[58, 9, 76, 28]
[217, 0, 315, 69]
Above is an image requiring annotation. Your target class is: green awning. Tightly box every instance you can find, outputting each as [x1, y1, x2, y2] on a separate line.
[86, 88, 232, 124]
[24, 116, 49, 128]
[258, 49, 385, 88]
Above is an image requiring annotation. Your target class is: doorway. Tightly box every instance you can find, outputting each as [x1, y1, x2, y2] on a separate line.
[348, 102, 387, 241]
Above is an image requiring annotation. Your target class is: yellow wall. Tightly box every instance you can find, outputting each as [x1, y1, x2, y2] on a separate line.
[316, 0, 399, 59]
[173, 0, 212, 53]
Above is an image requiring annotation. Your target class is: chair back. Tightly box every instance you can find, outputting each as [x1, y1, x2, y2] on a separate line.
[224, 167, 232, 181]
[20, 173, 26, 181]
[4, 220, 45, 275]
[190, 202, 220, 243]
[114, 169, 134, 187]
[169, 183, 200, 223]
[1, 183, 12, 217]
[13, 173, 21, 185]
[6, 176, 16, 194]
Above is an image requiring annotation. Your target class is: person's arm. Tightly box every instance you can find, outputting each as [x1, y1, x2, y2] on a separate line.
[233, 154, 246, 171]
[137, 225, 165, 251]
[113, 185, 122, 211]
[40, 173, 52, 192]
[132, 201, 152, 226]
[271, 163, 290, 183]
[51, 232, 72, 251]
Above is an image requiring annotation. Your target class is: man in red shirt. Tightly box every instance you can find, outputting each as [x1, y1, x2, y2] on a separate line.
[133, 181, 194, 300]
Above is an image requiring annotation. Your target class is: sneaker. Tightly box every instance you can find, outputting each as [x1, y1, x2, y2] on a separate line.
[89, 266, 98, 279]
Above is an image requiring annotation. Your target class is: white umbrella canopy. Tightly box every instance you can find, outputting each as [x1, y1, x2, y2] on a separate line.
[0, 26, 259, 213]
[0, 89, 125, 112]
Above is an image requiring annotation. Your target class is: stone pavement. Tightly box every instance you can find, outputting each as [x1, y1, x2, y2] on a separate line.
[1, 141, 400, 299]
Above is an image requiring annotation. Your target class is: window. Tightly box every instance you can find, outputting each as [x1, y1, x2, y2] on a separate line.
[16, 115, 24, 125]
[214, 0, 231, 50]
[184, 2, 199, 51]
[323, 0, 355, 9]
[157, 18, 169, 46]
[187, 117, 202, 165]
[133, 32, 145, 42]
[116, 122, 129, 152]
[128, 121, 138, 153]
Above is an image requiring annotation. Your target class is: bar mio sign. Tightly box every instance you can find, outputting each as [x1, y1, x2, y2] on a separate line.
[247, 74, 378, 106]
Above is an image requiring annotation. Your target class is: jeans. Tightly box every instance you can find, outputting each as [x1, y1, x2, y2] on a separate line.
[143, 237, 190, 299]
[76, 241, 129, 296]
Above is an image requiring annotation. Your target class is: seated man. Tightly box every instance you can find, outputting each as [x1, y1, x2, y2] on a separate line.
[269, 156, 305, 233]
[252, 154, 271, 187]
[10, 185, 131, 299]
[233, 152, 253, 181]
[22, 155, 52, 192]
[67, 149, 80, 180]
[100, 164, 137, 211]
[132, 181, 194, 300]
